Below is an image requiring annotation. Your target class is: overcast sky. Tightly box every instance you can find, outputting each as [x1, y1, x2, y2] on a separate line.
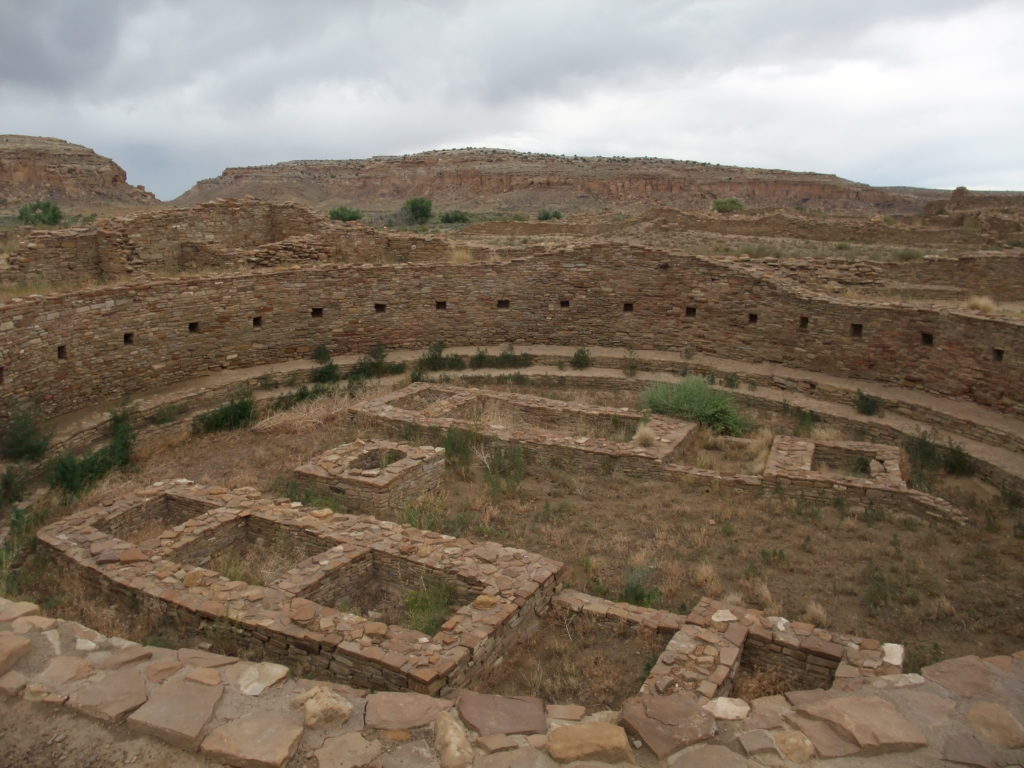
[3, 0, 1022, 200]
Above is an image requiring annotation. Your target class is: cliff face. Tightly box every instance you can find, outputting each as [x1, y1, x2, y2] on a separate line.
[0, 135, 157, 212]
[174, 148, 936, 214]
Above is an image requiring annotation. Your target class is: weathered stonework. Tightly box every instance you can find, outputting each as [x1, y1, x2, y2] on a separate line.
[37, 480, 563, 696]
[294, 440, 445, 516]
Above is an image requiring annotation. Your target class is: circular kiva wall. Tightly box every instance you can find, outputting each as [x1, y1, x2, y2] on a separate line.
[0, 245, 1020, 423]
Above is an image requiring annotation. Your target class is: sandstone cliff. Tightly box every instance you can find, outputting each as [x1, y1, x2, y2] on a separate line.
[0, 135, 157, 213]
[175, 148, 939, 214]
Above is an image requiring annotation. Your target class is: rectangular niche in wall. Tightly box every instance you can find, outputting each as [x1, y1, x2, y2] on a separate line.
[252, 316, 262, 328]
[497, 299, 510, 309]
[799, 316, 809, 329]
[311, 307, 324, 318]
[123, 332, 135, 345]
[188, 322, 200, 333]
[623, 302, 634, 312]
[435, 301, 447, 310]
[57, 345, 68, 360]
[993, 348, 1005, 362]
[850, 323, 863, 338]
[748, 313, 759, 324]
[686, 306, 697, 318]
[374, 303, 387, 313]
[560, 299, 570, 308]
[921, 332, 934, 346]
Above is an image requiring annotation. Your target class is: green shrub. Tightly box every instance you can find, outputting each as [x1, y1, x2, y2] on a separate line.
[348, 346, 406, 383]
[440, 210, 471, 224]
[854, 389, 883, 416]
[443, 427, 479, 479]
[942, 440, 975, 476]
[328, 206, 362, 222]
[485, 445, 526, 500]
[18, 199, 63, 226]
[468, 347, 533, 369]
[192, 390, 255, 434]
[402, 197, 432, 224]
[569, 347, 592, 370]
[416, 341, 467, 372]
[620, 567, 661, 608]
[537, 209, 563, 221]
[893, 248, 923, 261]
[622, 349, 639, 377]
[713, 197, 743, 213]
[640, 377, 749, 435]
[48, 408, 134, 497]
[0, 466, 27, 512]
[271, 384, 330, 412]
[0, 405, 50, 461]
[310, 362, 341, 384]
[149, 403, 187, 425]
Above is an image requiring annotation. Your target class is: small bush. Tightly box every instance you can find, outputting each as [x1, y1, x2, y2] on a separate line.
[537, 209, 563, 221]
[48, 408, 134, 497]
[835, 242, 852, 251]
[569, 347, 592, 370]
[270, 384, 331, 412]
[402, 197, 432, 224]
[893, 248, 923, 261]
[620, 568, 661, 608]
[635, 425, 656, 447]
[468, 347, 533, 369]
[0, 466, 27, 512]
[942, 440, 975, 476]
[640, 377, 749, 435]
[192, 390, 255, 434]
[348, 346, 406, 383]
[854, 389, 883, 416]
[310, 362, 341, 384]
[444, 427, 479, 479]
[0, 405, 50, 461]
[440, 210, 471, 224]
[416, 341, 466, 372]
[622, 349, 639, 377]
[18, 199, 63, 226]
[328, 206, 362, 222]
[485, 445, 526, 500]
[713, 197, 743, 213]
[149, 403, 187, 425]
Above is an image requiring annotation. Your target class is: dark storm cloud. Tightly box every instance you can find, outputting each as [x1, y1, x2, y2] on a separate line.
[2, 0, 1020, 198]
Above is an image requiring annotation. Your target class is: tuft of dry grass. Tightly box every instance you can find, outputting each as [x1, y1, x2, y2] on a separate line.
[967, 295, 997, 313]
[635, 425, 656, 447]
[928, 595, 956, 620]
[253, 392, 351, 434]
[693, 561, 722, 596]
[803, 599, 828, 626]
[742, 578, 774, 611]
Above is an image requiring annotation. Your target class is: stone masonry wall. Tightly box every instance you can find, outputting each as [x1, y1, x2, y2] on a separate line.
[1, 245, 1021, 425]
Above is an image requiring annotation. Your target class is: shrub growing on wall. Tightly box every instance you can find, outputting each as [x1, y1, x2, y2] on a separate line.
[439, 210, 471, 223]
[640, 377, 749, 435]
[537, 209, 563, 221]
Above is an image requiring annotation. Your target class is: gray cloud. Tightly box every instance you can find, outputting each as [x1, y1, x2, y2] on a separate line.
[2, 0, 1020, 198]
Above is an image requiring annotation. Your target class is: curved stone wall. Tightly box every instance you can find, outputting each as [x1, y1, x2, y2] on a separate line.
[1, 244, 1021, 423]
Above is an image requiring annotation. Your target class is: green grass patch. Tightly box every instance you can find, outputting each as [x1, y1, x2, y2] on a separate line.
[48, 408, 135, 497]
[192, 390, 256, 434]
[640, 377, 749, 435]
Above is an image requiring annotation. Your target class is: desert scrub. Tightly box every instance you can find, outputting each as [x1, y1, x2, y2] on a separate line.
[569, 347, 592, 370]
[310, 344, 341, 383]
[48, 408, 135, 497]
[18, 199, 63, 225]
[439, 210, 471, 223]
[713, 197, 743, 213]
[192, 390, 256, 434]
[402, 197, 432, 224]
[348, 346, 406, 385]
[854, 389, 883, 416]
[0, 405, 50, 461]
[416, 341, 467, 372]
[328, 206, 361, 221]
[468, 347, 533, 369]
[537, 209, 562, 220]
[640, 377, 749, 435]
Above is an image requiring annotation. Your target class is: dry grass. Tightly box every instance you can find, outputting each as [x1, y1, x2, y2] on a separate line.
[967, 295, 997, 313]
[803, 600, 828, 626]
[693, 561, 722, 596]
[253, 391, 351, 434]
[635, 425, 656, 447]
[732, 663, 802, 702]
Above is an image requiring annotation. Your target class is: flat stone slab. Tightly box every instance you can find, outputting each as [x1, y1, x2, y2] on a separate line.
[379, 741, 440, 768]
[703, 697, 750, 720]
[127, 678, 223, 749]
[667, 744, 751, 767]
[97, 645, 153, 670]
[474, 747, 556, 768]
[178, 648, 237, 668]
[0, 602, 39, 623]
[315, 732, 382, 768]
[546, 722, 633, 764]
[922, 656, 994, 698]
[622, 692, 715, 759]
[943, 732, 996, 768]
[0, 633, 32, 676]
[457, 691, 547, 736]
[797, 695, 928, 755]
[39, 656, 93, 687]
[224, 661, 289, 695]
[966, 701, 1024, 748]
[365, 691, 452, 730]
[202, 710, 304, 768]
[68, 667, 148, 723]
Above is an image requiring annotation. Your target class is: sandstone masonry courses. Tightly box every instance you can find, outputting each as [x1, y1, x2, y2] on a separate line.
[1, 244, 1021, 425]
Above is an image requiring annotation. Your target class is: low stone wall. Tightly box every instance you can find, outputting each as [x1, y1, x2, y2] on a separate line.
[294, 440, 445, 516]
[36, 480, 563, 696]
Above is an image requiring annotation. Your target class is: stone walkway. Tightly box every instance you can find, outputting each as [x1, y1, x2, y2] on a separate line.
[2, 596, 1022, 766]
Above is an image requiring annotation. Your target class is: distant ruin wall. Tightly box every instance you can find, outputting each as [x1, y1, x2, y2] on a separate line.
[0, 246, 1020, 423]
